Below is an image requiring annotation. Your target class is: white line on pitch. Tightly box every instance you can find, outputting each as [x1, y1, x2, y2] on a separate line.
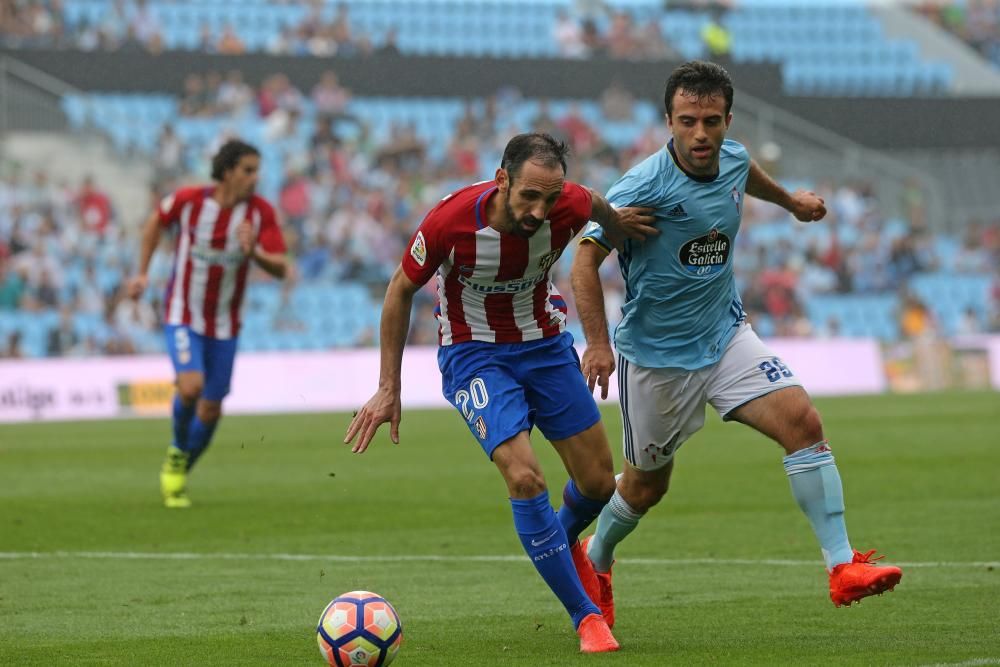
[0, 551, 996, 569]
[914, 659, 1000, 667]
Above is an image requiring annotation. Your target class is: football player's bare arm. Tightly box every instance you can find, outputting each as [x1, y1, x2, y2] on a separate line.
[126, 210, 163, 299]
[571, 241, 616, 398]
[746, 160, 826, 223]
[249, 247, 289, 280]
[344, 265, 422, 453]
[236, 219, 288, 279]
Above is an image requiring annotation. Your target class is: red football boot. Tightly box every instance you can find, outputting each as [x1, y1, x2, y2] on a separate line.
[581, 535, 615, 628]
[570, 540, 600, 604]
[577, 613, 620, 653]
[829, 549, 903, 607]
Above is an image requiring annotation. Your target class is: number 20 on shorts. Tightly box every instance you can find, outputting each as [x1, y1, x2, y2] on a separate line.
[455, 378, 489, 422]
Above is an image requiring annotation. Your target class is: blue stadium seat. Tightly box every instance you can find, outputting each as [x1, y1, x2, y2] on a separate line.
[909, 273, 992, 334]
[49, 0, 957, 95]
[806, 294, 900, 340]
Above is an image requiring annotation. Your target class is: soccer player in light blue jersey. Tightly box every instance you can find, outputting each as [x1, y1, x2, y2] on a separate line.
[570, 61, 902, 626]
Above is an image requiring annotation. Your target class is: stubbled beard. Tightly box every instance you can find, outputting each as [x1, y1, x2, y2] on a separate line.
[504, 196, 542, 238]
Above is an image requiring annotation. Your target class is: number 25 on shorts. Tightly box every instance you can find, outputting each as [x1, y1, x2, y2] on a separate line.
[758, 357, 793, 383]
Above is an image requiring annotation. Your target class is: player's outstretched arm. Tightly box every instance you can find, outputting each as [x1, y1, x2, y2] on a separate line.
[588, 189, 658, 248]
[125, 210, 163, 300]
[344, 266, 421, 453]
[572, 241, 616, 399]
[746, 159, 827, 223]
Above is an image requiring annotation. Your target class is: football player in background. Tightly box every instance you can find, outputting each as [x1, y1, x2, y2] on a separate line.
[127, 139, 289, 508]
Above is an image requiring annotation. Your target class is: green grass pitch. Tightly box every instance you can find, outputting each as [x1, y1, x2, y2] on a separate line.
[1, 391, 998, 666]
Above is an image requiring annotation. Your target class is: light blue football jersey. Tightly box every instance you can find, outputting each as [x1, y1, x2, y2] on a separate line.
[583, 139, 750, 370]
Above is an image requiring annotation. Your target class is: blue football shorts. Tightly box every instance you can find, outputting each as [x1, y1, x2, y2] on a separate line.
[164, 324, 238, 402]
[437, 331, 601, 459]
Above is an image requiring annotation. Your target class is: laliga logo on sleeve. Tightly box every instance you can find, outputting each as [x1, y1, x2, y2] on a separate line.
[731, 187, 741, 215]
[159, 193, 175, 215]
[410, 231, 427, 266]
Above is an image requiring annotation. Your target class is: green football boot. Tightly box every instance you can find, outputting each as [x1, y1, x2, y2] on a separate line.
[160, 446, 191, 509]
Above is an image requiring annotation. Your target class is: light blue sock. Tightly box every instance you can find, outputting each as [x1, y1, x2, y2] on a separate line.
[511, 491, 601, 629]
[783, 441, 854, 569]
[171, 396, 195, 453]
[186, 416, 219, 471]
[587, 490, 643, 573]
[557, 479, 608, 546]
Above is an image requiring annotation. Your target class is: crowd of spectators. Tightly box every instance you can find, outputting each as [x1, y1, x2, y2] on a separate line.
[6, 0, 1000, 77]
[553, 7, 680, 61]
[0, 0, 387, 56]
[0, 166, 159, 358]
[917, 0, 1000, 69]
[0, 0, 63, 48]
[1, 0, 694, 61]
[0, 0, 165, 53]
[553, 0, 734, 61]
[3, 63, 1000, 358]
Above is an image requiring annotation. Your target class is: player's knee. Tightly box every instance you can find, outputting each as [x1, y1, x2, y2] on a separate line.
[782, 403, 824, 453]
[797, 404, 824, 444]
[573, 477, 615, 503]
[623, 474, 668, 513]
[176, 380, 203, 404]
[506, 467, 546, 499]
[574, 464, 616, 501]
[197, 401, 222, 423]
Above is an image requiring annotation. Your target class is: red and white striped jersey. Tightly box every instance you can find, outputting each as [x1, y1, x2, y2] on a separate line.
[160, 186, 286, 339]
[401, 180, 593, 345]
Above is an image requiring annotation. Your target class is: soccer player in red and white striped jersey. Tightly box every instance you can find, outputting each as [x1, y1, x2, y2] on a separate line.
[399, 175, 589, 346]
[345, 134, 657, 654]
[127, 140, 288, 508]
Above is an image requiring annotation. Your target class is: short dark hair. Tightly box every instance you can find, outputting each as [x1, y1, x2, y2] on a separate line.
[500, 133, 569, 182]
[664, 60, 734, 117]
[210, 139, 260, 181]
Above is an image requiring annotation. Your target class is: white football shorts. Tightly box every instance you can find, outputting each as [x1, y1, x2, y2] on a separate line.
[617, 322, 803, 471]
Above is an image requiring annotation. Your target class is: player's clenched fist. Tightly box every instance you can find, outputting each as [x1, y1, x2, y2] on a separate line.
[790, 190, 827, 223]
[125, 274, 148, 300]
[237, 219, 256, 255]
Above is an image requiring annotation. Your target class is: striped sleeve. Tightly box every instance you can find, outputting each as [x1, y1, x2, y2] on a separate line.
[400, 205, 452, 287]
[158, 187, 198, 227]
[255, 199, 287, 253]
[559, 181, 594, 234]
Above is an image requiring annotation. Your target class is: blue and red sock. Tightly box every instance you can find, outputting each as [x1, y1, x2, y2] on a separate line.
[557, 479, 608, 546]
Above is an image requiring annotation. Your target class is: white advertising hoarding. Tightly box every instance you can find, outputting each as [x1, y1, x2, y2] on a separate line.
[0, 338, 891, 424]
